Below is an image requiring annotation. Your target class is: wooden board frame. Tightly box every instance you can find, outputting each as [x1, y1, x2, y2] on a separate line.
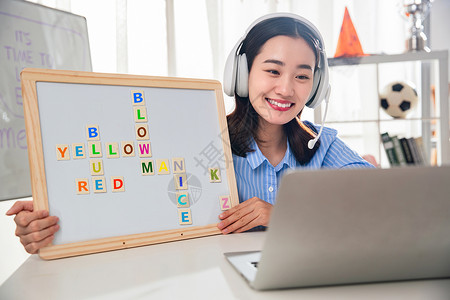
[21, 68, 239, 260]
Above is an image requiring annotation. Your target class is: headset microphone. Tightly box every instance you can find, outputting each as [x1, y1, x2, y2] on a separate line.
[308, 85, 331, 150]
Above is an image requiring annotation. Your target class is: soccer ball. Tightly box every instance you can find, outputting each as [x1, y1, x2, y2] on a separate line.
[379, 81, 418, 118]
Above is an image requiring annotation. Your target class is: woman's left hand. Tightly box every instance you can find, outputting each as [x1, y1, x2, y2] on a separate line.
[217, 197, 272, 234]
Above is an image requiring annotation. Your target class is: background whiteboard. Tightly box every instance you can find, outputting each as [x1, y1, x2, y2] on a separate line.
[0, 0, 91, 200]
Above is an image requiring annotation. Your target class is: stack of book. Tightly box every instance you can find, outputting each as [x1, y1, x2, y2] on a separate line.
[380, 132, 429, 167]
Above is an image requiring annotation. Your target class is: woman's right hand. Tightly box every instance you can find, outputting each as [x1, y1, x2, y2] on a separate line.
[6, 201, 60, 254]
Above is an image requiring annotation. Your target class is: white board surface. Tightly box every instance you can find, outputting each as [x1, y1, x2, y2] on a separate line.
[37, 82, 231, 245]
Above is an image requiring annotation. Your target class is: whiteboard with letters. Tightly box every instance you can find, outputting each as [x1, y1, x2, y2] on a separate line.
[21, 68, 238, 260]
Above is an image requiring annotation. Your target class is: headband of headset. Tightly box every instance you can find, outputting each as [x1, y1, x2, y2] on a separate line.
[223, 12, 330, 109]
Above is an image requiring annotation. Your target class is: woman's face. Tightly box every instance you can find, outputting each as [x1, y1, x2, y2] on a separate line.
[248, 35, 316, 126]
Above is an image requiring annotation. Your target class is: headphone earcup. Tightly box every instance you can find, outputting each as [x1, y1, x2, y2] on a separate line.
[235, 53, 249, 97]
[223, 50, 238, 97]
[305, 71, 322, 108]
[306, 50, 330, 109]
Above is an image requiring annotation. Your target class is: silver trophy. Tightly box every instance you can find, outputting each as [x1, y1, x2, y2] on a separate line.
[403, 0, 432, 52]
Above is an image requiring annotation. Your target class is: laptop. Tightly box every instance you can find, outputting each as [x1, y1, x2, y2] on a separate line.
[225, 166, 450, 290]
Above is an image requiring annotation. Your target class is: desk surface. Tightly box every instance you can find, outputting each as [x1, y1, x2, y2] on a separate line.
[1, 232, 449, 299]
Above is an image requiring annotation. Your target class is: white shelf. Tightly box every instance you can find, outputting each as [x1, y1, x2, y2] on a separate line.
[328, 50, 448, 66]
[326, 117, 440, 124]
[320, 50, 449, 166]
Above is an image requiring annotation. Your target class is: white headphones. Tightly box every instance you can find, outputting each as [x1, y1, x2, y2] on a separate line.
[223, 12, 330, 110]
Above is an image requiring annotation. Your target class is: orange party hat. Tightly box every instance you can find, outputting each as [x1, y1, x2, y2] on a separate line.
[334, 7, 366, 57]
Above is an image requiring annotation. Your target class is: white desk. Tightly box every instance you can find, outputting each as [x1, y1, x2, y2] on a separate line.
[1, 232, 449, 299]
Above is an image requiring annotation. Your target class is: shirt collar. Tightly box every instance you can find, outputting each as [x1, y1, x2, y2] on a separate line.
[246, 137, 298, 170]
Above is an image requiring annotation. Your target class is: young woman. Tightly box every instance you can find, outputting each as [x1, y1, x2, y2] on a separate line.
[216, 13, 373, 234]
[7, 13, 373, 254]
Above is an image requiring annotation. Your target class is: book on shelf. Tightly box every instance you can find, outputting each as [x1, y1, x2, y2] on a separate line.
[380, 132, 428, 167]
[407, 137, 423, 165]
[380, 132, 399, 166]
[391, 136, 407, 166]
[414, 136, 429, 166]
[400, 137, 414, 165]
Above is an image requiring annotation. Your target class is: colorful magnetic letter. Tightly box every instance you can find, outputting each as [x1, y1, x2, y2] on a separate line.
[172, 157, 185, 174]
[133, 106, 148, 122]
[176, 192, 190, 208]
[135, 124, 149, 140]
[56, 144, 70, 160]
[174, 174, 188, 190]
[121, 141, 135, 157]
[86, 125, 100, 141]
[220, 195, 231, 211]
[88, 141, 102, 158]
[209, 168, 221, 182]
[106, 142, 120, 158]
[141, 159, 155, 175]
[138, 142, 152, 158]
[111, 176, 125, 192]
[156, 159, 170, 175]
[132, 90, 145, 105]
[72, 143, 86, 159]
[178, 208, 192, 225]
[75, 178, 89, 194]
[92, 177, 107, 193]
[90, 159, 104, 175]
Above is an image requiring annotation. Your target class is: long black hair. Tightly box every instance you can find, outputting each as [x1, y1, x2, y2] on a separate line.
[227, 17, 321, 165]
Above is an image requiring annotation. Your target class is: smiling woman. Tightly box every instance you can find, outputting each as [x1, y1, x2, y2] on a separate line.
[224, 15, 325, 165]
[217, 13, 374, 235]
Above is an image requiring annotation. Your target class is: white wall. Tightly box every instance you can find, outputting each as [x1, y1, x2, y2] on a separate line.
[431, 0, 450, 75]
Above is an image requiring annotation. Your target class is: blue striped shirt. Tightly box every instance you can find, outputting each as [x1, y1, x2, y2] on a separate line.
[233, 121, 374, 204]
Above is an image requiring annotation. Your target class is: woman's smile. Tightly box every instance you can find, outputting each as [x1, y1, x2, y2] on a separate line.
[265, 97, 294, 111]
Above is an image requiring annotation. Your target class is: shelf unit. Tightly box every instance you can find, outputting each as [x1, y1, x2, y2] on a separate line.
[317, 50, 449, 166]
